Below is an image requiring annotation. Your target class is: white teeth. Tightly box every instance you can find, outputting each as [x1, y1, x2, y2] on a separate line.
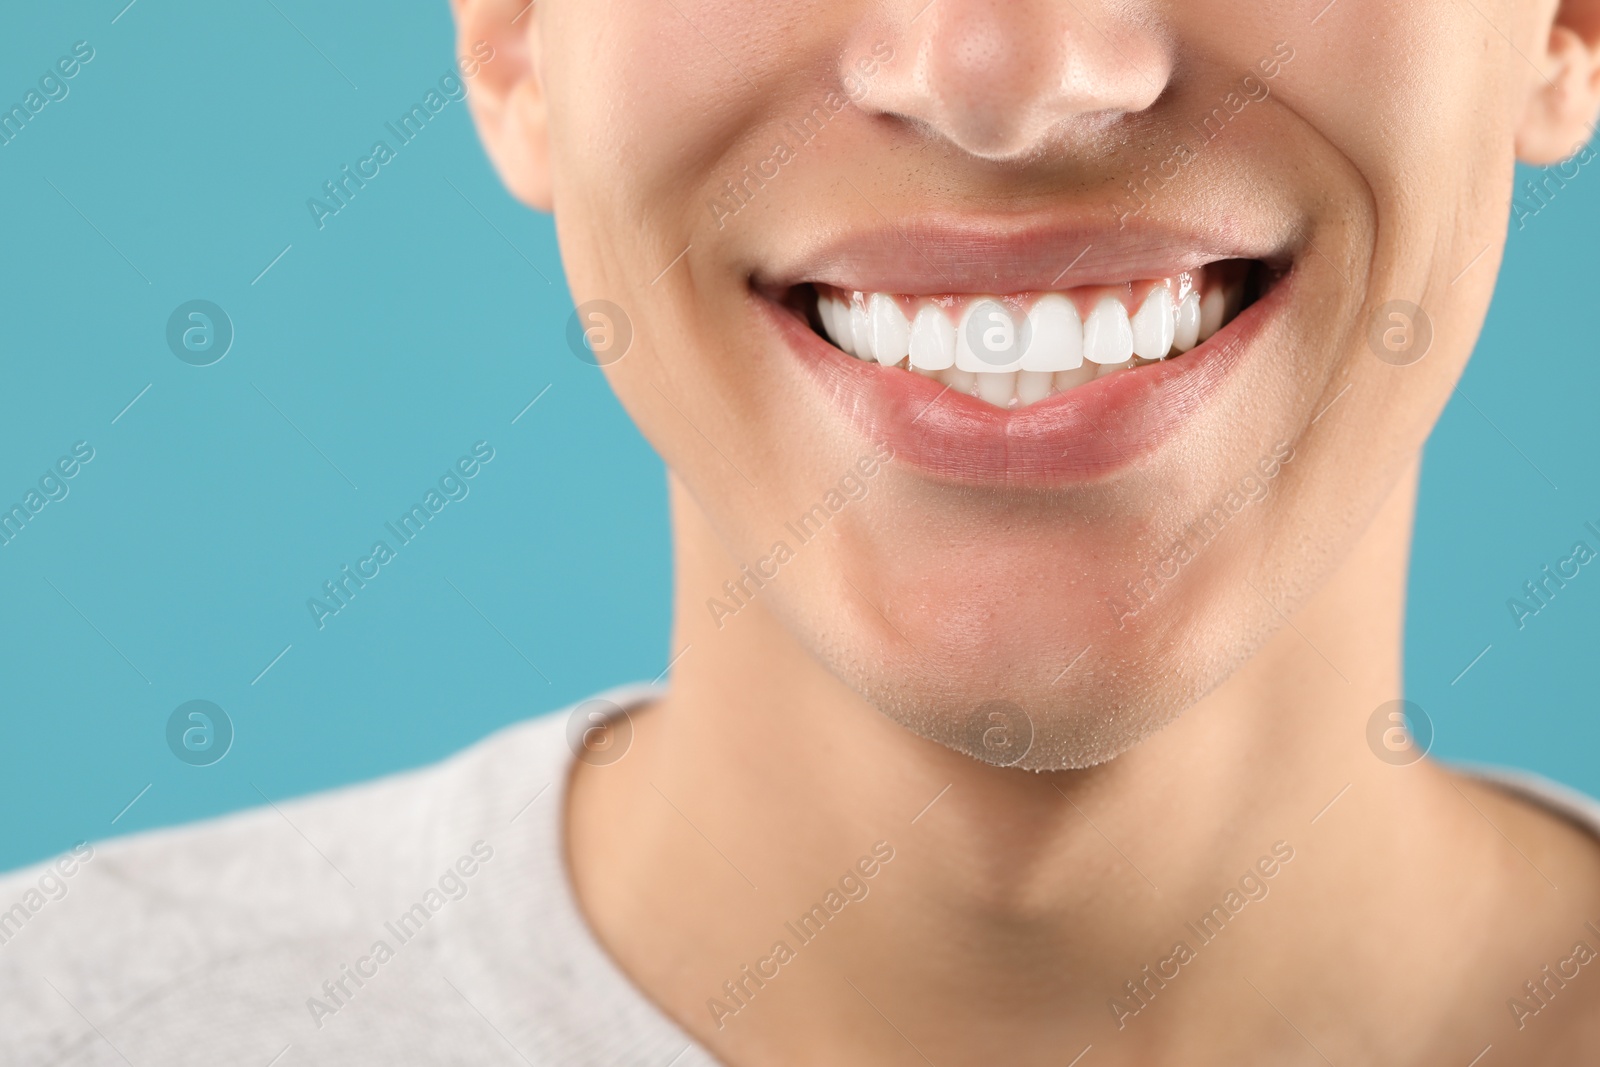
[1084, 297, 1134, 365]
[1016, 370, 1054, 406]
[1131, 287, 1175, 362]
[1173, 291, 1202, 353]
[849, 296, 873, 360]
[975, 371, 1017, 407]
[868, 294, 910, 366]
[836, 300, 859, 356]
[1021, 293, 1083, 372]
[821, 298, 848, 352]
[956, 299, 1024, 373]
[815, 269, 1244, 409]
[1199, 288, 1226, 341]
[908, 305, 956, 370]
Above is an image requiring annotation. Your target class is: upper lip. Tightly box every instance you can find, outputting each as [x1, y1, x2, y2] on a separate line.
[752, 210, 1292, 297]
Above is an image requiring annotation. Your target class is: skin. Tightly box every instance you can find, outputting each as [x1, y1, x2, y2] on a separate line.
[454, 0, 1600, 1062]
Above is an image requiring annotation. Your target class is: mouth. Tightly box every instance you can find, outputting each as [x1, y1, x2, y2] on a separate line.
[798, 260, 1258, 409]
[753, 217, 1293, 485]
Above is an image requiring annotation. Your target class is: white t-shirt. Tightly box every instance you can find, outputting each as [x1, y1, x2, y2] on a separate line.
[1, 685, 1596, 1065]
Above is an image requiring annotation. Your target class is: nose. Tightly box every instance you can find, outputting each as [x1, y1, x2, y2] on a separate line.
[851, 0, 1174, 161]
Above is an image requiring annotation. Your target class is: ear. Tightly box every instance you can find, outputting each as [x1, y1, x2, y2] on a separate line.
[452, 0, 552, 211]
[1516, 0, 1600, 165]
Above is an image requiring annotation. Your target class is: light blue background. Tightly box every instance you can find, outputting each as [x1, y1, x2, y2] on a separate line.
[1, 1, 1595, 872]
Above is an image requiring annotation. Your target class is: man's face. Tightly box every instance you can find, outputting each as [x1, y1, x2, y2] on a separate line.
[496, 0, 1584, 768]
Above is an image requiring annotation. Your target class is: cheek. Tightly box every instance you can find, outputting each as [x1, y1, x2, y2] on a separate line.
[543, 2, 791, 221]
[1274, 0, 1516, 226]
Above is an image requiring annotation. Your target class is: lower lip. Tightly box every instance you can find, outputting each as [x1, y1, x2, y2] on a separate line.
[763, 272, 1290, 486]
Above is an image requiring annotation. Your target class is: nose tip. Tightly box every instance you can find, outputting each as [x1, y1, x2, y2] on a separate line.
[854, 0, 1172, 161]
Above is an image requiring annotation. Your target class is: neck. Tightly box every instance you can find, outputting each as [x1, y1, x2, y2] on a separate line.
[566, 459, 1509, 1063]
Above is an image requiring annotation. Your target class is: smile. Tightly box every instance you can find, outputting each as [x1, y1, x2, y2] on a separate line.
[756, 218, 1295, 483]
[809, 261, 1254, 409]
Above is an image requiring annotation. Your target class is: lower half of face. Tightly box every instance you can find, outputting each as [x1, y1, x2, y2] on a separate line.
[541, 0, 1525, 769]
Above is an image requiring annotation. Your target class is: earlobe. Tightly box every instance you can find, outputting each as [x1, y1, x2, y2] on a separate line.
[1516, 18, 1600, 165]
[453, 0, 553, 211]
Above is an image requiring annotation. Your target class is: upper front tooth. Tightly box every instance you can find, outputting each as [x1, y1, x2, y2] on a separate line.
[868, 293, 910, 366]
[1084, 297, 1134, 365]
[1131, 288, 1175, 361]
[956, 299, 1025, 373]
[1173, 291, 1201, 352]
[849, 295, 873, 360]
[908, 305, 956, 370]
[1021, 293, 1083, 372]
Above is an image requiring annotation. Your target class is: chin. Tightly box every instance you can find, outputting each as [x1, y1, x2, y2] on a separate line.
[785, 520, 1269, 771]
